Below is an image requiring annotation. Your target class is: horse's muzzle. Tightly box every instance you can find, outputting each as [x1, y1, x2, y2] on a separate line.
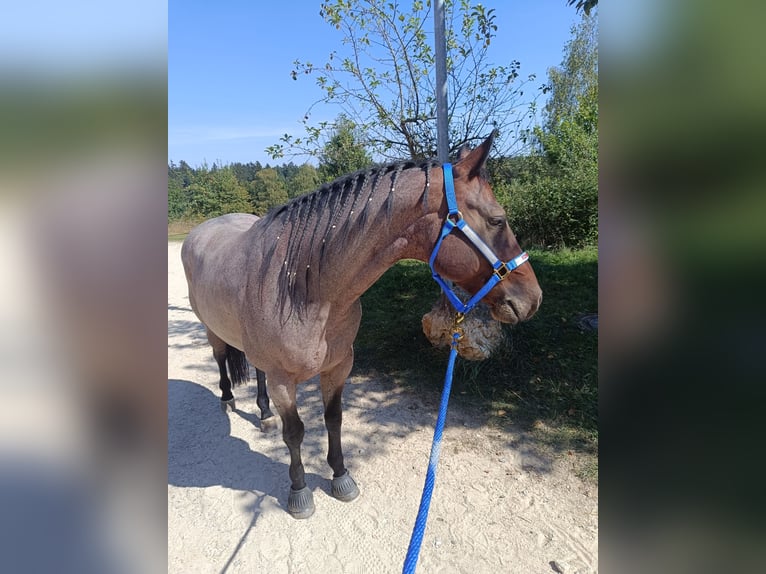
[491, 289, 542, 324]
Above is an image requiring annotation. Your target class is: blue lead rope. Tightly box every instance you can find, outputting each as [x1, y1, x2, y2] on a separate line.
[402, 332, 460, 574]
[402, 163, 529, 573]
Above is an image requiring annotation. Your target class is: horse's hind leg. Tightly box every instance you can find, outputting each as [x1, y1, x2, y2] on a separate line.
[268, 377, 315, 519]
[255, 368, 278, 432]
[206, 329, 240, 412]
[321, 349, 360, 503]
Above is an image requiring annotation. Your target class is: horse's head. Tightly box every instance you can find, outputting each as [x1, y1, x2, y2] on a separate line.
[431, 133, 542, 324]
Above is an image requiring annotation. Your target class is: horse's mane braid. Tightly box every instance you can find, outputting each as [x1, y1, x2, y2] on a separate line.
[260, 159, 439, 320]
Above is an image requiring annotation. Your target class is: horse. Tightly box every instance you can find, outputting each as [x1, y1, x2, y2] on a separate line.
[181, 133, 542, 519]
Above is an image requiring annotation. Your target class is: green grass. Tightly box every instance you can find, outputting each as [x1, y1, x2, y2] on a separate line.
[355, 247, 598, 476]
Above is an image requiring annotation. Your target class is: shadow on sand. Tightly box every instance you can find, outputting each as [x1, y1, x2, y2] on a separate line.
[168, 379, 334, 508]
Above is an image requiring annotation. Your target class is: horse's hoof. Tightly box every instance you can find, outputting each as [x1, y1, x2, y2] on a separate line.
[287, 486, 315, 519]
[220, 398, 236, 412]
[331, 470, 360, 502]
[260, 415, 279, 433]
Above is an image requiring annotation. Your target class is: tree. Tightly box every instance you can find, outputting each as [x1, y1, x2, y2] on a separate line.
[187, 166, 251, 218]
[318, 116, 373, 183]
[567, 0, 597, 15]
[267, 0, 539, 162]
[542, 10, 598, 134]
[497, 10, 598, 247]
[287, 163, 321, 198]
[178, 160, 195, 186]
[168, 162, 190, 220]
[230, 161, 262, 183]
[249, 168, 289, 215]
[535, 9, 597, 181]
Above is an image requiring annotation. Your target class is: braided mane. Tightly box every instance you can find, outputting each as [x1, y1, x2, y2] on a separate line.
[259, 159, 439, 318]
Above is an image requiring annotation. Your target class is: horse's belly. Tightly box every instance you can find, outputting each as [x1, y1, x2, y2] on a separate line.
[193, 296, 245, 349]
[240, 299, 361, 379]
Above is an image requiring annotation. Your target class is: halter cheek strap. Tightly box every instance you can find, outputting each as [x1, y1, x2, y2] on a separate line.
[428, 163, 529, 315]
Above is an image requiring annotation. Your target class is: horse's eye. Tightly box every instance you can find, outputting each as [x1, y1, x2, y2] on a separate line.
[488, 216, 506, 228]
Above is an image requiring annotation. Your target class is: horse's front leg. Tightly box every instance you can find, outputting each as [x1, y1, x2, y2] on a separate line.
[321, 347, 360, 503]
[268, 376, 315, 519]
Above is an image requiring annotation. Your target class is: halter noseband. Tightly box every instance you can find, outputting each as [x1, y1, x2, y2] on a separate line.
[428, 163, 529, 315]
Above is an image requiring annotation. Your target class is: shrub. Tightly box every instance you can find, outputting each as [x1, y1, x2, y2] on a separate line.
[496, 174, 597, 248]
[489, 115, 597, 249]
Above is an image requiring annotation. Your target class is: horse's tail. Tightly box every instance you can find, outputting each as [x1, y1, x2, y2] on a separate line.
[226, 345, 250, 387]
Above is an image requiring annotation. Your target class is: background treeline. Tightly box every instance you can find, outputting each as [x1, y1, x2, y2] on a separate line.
[168, 160, 321, 221]
[168, 138, 597, 249]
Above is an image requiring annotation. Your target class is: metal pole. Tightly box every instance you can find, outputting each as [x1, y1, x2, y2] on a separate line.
[434, 0, 449, 162]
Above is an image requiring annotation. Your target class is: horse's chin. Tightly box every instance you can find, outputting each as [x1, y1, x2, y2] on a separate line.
[489, 303, 520, 324]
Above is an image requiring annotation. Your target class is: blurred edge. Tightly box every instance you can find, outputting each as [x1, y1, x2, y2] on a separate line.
[0, 2, 167, 573]
[3, 1, 766, 573]
[600, 1, 766, 573]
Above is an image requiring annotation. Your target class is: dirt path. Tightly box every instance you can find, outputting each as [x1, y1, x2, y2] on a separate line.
[168, 242, 597, 573]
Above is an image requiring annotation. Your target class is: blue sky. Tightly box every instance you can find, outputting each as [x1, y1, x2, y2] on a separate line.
[169, 1, 582, 167]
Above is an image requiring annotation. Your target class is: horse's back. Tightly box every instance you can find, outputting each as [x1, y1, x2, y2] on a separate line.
[181, 213, 260, 350]
[182, 213, 258, 276]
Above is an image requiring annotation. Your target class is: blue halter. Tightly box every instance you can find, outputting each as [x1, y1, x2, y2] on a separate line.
[428, 163, 529, 316]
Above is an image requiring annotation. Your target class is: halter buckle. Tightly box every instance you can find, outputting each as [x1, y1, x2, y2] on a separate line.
[451, 312, 465, 344]
[493, 263, 510, 281]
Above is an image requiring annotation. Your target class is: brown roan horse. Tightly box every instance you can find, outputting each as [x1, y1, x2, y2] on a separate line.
[181, 133, 542, 519]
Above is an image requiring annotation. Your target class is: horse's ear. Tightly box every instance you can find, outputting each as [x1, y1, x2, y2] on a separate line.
[454, 130, 496, 179]
[456, 143, 471, 161]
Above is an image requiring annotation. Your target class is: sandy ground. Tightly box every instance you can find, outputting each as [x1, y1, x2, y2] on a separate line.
[168, 241, 597, 573]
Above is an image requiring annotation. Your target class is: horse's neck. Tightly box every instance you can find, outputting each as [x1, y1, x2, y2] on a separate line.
[321, 168, 442, 303]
